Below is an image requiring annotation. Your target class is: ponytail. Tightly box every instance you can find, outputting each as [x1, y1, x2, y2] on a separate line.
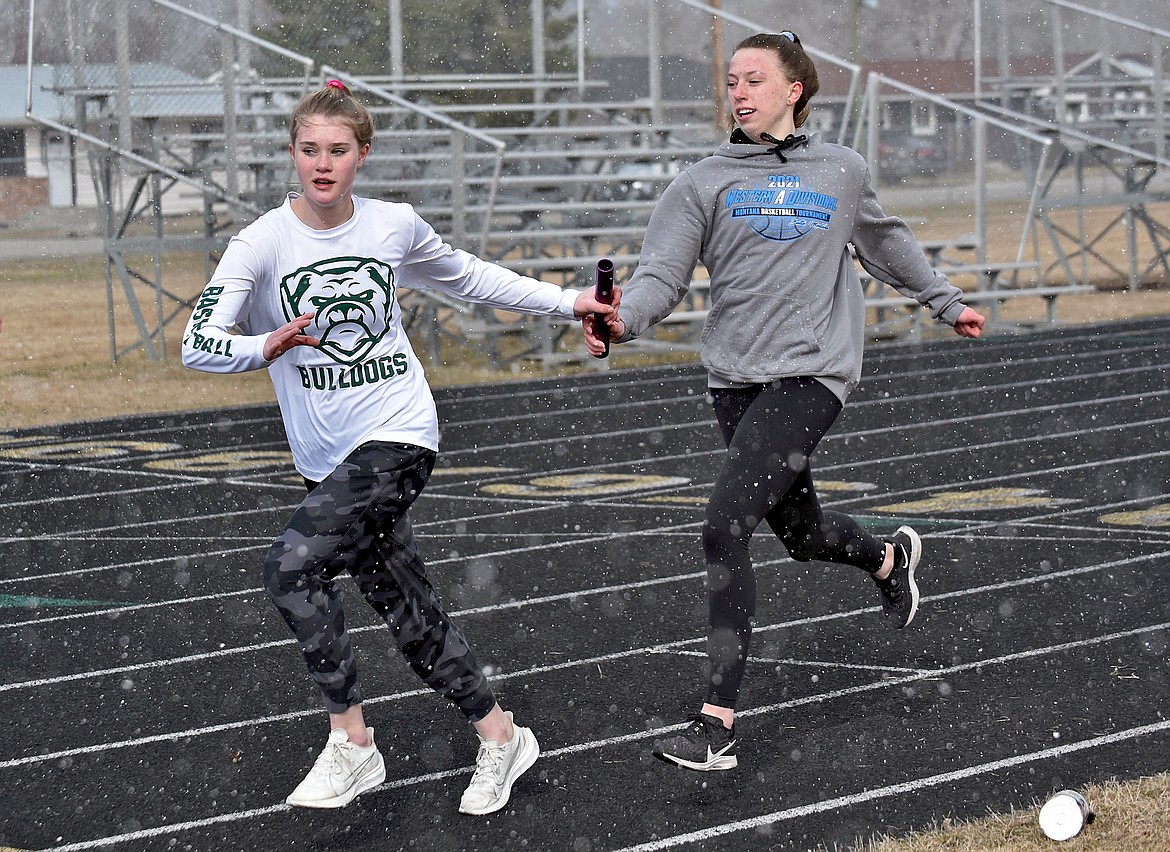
[289, 79, 375, 147]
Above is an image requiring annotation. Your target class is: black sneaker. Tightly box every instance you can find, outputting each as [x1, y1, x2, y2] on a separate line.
[652, 713, 737, 771]
[876, 525, 922, 628]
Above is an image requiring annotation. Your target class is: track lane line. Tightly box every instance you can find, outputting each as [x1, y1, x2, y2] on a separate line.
[22, 623, 1170, 851]
[609, 719, 1170, 852]
[4, 554, 1166, 768]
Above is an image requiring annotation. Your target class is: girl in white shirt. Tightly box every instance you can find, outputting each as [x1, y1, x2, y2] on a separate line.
[184, 79, 617, 815]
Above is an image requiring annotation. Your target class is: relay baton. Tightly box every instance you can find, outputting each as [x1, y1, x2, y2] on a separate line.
[593, 257, 615, 359]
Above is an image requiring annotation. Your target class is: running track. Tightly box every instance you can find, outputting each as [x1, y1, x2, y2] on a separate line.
[2, 316, 1168, 851]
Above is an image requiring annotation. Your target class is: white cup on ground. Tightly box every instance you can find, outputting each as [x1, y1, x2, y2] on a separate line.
[1039, 789, 1093, 841]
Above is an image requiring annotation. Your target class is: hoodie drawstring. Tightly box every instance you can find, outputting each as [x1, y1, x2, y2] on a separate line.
[759, 132, 808, 163]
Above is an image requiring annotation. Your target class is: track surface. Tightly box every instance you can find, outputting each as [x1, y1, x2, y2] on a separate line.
[2, 317, 1169, 851]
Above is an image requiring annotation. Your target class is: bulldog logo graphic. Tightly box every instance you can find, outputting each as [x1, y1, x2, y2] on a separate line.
[280, 256, 395, 365]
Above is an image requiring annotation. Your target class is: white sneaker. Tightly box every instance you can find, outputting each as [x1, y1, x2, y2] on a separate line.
[458, 712, 540, 815]
[285, 727, 386, 809]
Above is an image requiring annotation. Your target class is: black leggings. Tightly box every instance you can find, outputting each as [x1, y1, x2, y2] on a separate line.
[703, 378, 886, 709]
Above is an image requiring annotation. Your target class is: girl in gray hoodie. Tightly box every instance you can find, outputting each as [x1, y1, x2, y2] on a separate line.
[584, 31, 986, 772]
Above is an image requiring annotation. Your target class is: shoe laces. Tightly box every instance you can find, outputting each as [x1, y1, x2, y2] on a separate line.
[878, 546, 906, 601]
[468, 738, 508, 789]
[683, 714, 729, 742]
[880, 576, 903, 602]
[312, 733, 354, 777]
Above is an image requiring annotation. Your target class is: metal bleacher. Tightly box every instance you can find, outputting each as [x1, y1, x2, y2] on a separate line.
[332, 75, 722, 366]
[22, 0, 1168, 369]
[25, 0, 731, 365]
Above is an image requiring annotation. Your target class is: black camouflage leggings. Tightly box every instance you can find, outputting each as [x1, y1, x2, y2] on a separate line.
[262, 441, 496, 721]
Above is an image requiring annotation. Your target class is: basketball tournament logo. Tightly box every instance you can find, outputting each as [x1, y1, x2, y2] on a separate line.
[725, 176, 838, 242]
[279, 256, 396, 366]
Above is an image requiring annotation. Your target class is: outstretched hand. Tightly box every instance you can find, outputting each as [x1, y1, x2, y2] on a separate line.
[571, 285, 622, 320]
[574, 286, 625, 358]
[953, 306, 985, 339]
[264, 312, 320, 360]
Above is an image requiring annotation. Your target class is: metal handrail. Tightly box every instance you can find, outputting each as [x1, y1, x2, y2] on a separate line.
[320, 67, 508, 253]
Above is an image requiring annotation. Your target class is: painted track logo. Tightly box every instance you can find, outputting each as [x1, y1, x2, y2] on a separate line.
[279, 256, 396, 365]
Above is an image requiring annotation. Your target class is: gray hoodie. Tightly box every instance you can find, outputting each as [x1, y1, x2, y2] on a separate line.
[616, 132, 968, 399]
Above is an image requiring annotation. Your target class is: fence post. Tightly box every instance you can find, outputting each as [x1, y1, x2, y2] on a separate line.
[451, 130, 467, 250]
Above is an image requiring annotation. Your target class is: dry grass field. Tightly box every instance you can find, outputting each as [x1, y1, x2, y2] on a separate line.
[862, 775, 1170, 851]
[0, 249, 563, 429]
[2, 199, 1168, 430]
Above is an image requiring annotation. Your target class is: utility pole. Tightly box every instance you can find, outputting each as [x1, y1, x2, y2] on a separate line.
[850, 0, 861, 65]
[647, 0, 662, 125]
[532, 0, 545, 105]
[577, 0, 585, 96]
[710, 0, 726, 129]
[388, 0, 403, 80]
[115, 0, 132, 152]
[851, 0, 878, 65]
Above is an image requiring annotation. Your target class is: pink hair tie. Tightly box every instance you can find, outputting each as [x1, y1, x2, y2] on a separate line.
[326, 79, 346, 91]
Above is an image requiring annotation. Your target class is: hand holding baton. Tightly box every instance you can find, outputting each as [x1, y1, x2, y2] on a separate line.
[593, 258, 615, 359]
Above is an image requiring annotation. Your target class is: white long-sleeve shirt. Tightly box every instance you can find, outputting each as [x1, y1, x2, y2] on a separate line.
[182, 194, 579, 481]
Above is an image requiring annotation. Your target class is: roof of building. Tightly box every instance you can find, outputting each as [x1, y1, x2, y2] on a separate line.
[0, 65, 67, 127]
[1, 63, 226, 128]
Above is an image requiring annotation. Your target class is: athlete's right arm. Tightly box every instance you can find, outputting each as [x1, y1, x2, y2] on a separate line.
[181, 241, 277, 373]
